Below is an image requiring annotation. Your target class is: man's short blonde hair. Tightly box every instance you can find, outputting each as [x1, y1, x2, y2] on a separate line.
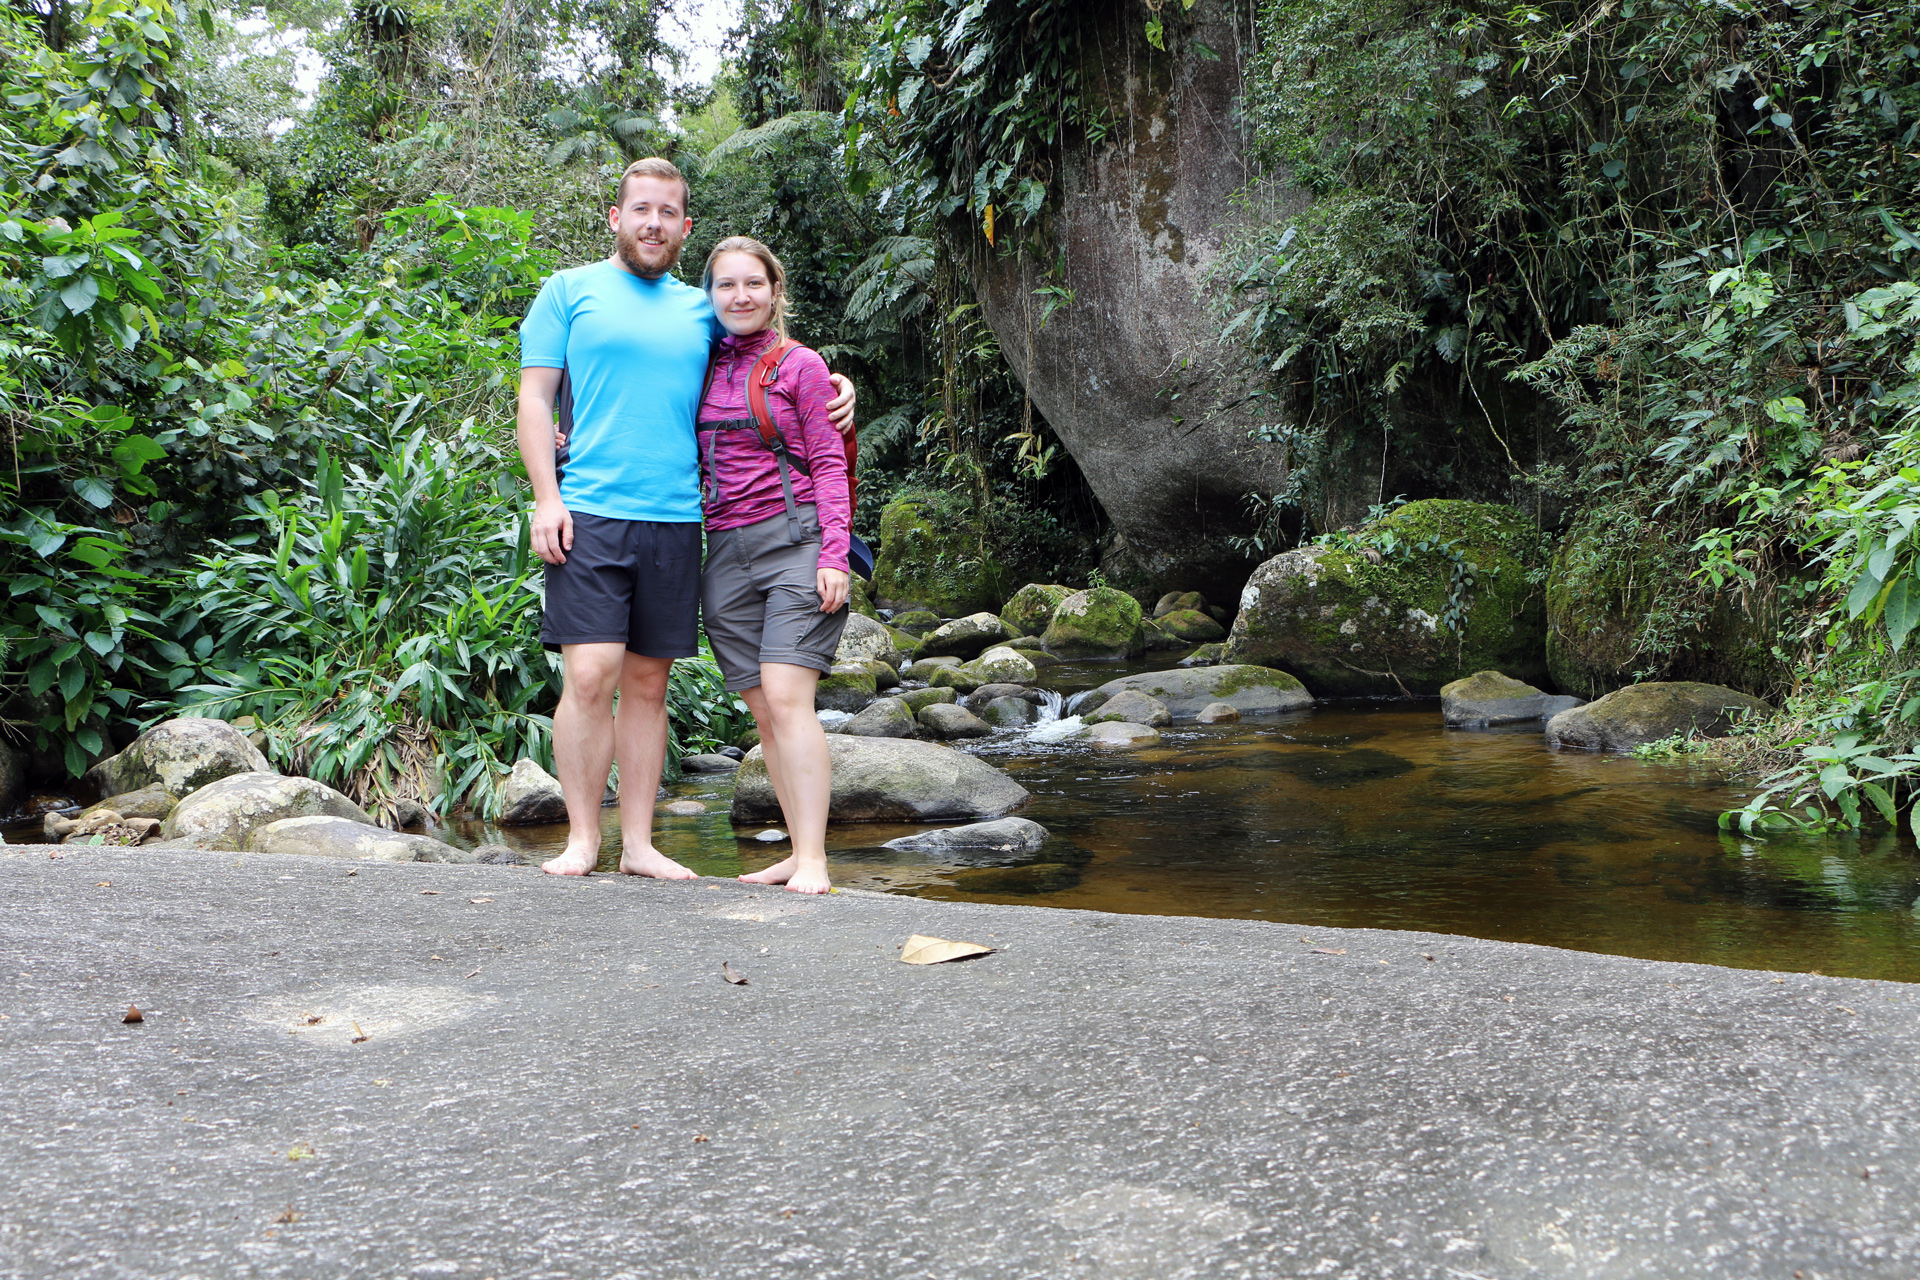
[615, 157, 689, 213]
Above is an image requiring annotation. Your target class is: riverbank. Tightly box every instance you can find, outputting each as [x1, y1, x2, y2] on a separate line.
[5, 844, 1917, 1278]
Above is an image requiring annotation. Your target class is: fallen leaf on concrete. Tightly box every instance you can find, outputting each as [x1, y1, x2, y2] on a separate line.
[1837, 1005, 1858, 1015]
[900, 935, 993, 965]
[1310, 948, 1346, 956]
[463, 969, 479, 979]
[1502, 995, 1515, 1003]
[419, 890, 442, 896]
[469, 897, 492, 904]
[350, 1021, 369, 1044]
[286, 1143, 314, 1160]
[721, 963, 748, 985]
[273, 1205, 299, 1224]
[1422, 953, 1436, 961]
[345, 869, 357, 876]
[123, 1005, 143, 1024]
[693, 1134, 709, 1143]
[96, 881, 110, 887]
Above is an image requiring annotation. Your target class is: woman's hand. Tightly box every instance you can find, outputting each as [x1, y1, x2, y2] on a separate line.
[816, 567, 850, 613]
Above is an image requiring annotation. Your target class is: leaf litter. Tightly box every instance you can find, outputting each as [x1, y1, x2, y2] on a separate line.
[900, 935, 994, 965]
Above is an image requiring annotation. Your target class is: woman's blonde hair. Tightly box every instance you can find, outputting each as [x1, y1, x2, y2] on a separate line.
[702, 236, 789, 340]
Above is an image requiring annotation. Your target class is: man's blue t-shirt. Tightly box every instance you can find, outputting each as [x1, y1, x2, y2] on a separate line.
[519, 261, 721, 523]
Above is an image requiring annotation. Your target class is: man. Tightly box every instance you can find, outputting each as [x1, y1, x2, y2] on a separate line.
[516, 157, 855, 878]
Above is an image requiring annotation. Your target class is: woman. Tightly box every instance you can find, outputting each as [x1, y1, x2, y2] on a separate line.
[696, 236, 851, 895]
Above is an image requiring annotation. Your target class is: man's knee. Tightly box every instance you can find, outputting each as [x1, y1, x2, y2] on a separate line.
[619, 654, 672, 705]
[562, 648, 625, 705]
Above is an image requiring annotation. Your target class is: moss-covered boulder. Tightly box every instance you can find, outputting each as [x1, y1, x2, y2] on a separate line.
[1000, 583, 1075, 638]
[1041, 587, 1146, 660]
[967, 646, 1040, 686]
[1223, 499, 1548, 696]
[916, 702, 994, 740]
[815, 665, 878, 713]
[848, 575, 881, 620]
[1547, 509, 1786, 700]
[1441, 671, 1582, 727]
[1090, 664, 1312, 720]
[845, 697, 918, 739]
[1545, 681, 1771, 752]
[1140, 619, 1187, 652]
[1179, 642, 1225, 667]
[897, 686, 957, 714]
[1085, 690, 1172, 727]
[836, 613, 901, 667]
[1156, 608, 1226, 643]
[871, 498, 1004, 616]
[890, 609, 941, 637]
[917, 612, 1010, 660]
[1153, 591, 1206, 618]
[84, 717, 272, 799]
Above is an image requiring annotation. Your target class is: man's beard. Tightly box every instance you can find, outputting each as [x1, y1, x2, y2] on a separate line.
[616, 225, 678, 278]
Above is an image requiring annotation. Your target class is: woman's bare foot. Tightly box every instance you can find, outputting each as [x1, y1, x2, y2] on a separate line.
[739, 852, 831, 895]
[541, 843, 599, 876]
[618, 846, 699, 879]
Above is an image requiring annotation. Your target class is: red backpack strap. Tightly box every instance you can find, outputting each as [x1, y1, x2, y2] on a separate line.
[745, 339, 800, 452]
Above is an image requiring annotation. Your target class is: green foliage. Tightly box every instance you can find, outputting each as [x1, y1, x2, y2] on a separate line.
[172, 427, 553, 823]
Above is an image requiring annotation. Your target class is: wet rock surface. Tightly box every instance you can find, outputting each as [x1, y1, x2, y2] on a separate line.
[1442, 670, 1583, 727]
[1042, 587, 1146, 660]
[844, 698, 919, 739]
[882, 816, 1050, 854]
[999, 583, 1074, 638]
[815, 665, 879, 714]
[916, 613, 1012, 661]
[918, 703, 994, 741]
[731, 735, 1028, 822]
[1090, 664, 1312, 720]
[679, 754, 741, 774]
[1086, 721, 1162, 749]
[1085, 690, 1172, 728]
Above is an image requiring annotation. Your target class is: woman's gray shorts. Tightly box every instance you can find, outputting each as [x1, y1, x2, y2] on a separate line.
[701, 505, 850, 691]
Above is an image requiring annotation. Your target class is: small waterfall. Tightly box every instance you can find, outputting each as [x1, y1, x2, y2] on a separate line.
[1032, 689, 1067, 724]
[1065, 689, 1100, 715]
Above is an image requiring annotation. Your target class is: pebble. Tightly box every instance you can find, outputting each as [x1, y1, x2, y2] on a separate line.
[754, 829, 790, 842]
[662, 800, 708, 816]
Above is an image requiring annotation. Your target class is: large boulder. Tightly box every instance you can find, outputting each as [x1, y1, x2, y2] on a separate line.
[1547, 509, 1786, 700]
[1546, 682, 1772, 752]
[500, 758, 568, 825]
[731, 736, 1028, 822]
[1085, 690, 1172, 727]
[963, 0, 1296, 600]
[845, 697, 919, 739]
[1441, 671, 1583, 727]
[918, 703, 994, 740]
[883, 817, 1050, 854]
[1153, 591, 1207, 619]
[1089, 664, 1312, 721]
[889, 609, 941, 637]
[1224, 500, 1548, 696]
[897, 686, 957, 715]
[161, 773, 371, 851]
[978, 696, 1040, 729]
[871, 498, 1004, 616]
[1000, 584, 1075, 638]
[965, 646, 1039, 686]
[1042, 587, 1146, 660]
[835, 612, 903, 668]
[84, 718, 272, 799]
[917, 613, 1011, 660]
[250, 815, 475, 863]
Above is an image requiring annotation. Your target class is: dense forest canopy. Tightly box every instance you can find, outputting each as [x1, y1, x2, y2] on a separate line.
[3, 0, 1920, 834]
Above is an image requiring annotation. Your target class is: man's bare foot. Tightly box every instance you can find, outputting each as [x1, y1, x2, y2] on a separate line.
[739, 853, 831, 895]
[618, 846, 699, 879]
[541, 844, 598, 876]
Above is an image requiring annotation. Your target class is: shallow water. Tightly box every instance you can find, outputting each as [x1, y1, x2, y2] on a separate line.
[20, 658, 1920, 982]
[439, 670, 1920, 983]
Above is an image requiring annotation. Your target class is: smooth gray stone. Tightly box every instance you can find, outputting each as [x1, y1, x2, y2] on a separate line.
[882, 817, 1049, 853]
[6, 844, 1911, 1279]
[917, 703, 993, 741]
[680, 754, 741, 774]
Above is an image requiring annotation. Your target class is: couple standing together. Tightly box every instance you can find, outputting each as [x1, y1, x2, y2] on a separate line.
[515, 157, 858, 894]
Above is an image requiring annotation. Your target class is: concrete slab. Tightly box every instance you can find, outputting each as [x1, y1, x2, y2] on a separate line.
[2, 843, 1918, 1279]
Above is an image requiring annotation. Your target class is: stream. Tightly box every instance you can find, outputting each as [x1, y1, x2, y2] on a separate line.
[452, 655, 1920, 984]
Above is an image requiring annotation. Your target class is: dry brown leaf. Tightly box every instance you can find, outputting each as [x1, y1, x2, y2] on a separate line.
[1310, 947, 1346, 956]
[721, 962, 748, 985]
[419, 890, 442, 896]
[122, 1005, 143, 1024]
[469, 897, 492, 904]
[900, 935, 994, 965]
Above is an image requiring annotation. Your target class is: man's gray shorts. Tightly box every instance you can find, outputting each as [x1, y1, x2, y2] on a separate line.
[701, 505, 850, 691]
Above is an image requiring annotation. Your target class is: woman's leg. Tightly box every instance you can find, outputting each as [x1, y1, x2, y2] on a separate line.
[737, 662, 832, 893]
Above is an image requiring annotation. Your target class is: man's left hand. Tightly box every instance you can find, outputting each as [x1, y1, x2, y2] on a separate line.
[826, 373, 857, 436]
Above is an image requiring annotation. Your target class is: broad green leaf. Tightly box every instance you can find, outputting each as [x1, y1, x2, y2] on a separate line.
[1886, 576, 1920, 649]
[1846, 565, 1885, 620]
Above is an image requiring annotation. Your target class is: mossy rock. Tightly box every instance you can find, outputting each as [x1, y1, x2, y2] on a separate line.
[848, 575, 882, 620]
[999, 584, 1074, 638]
[897, 686, 957, 714]
[890, 609, 942, 636]
[1546, 509, 1786, 700]
[1089, 665, 1312, 720]
[1140, 619, 1188, 652]
[815, 665, 878, 713]
[1545, 681, 1771, 752]
[1222, 499, 1548, 696]
[1153, 590, 1206, 619]
[1041, 586, 1145, 660]
[871, 498, 1005, 616]
[1156, 608, 1225, 643]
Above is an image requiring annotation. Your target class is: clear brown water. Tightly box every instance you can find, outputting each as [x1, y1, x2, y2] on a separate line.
[443, 668, 1920, 983]
[19, 660, 1920, 982]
